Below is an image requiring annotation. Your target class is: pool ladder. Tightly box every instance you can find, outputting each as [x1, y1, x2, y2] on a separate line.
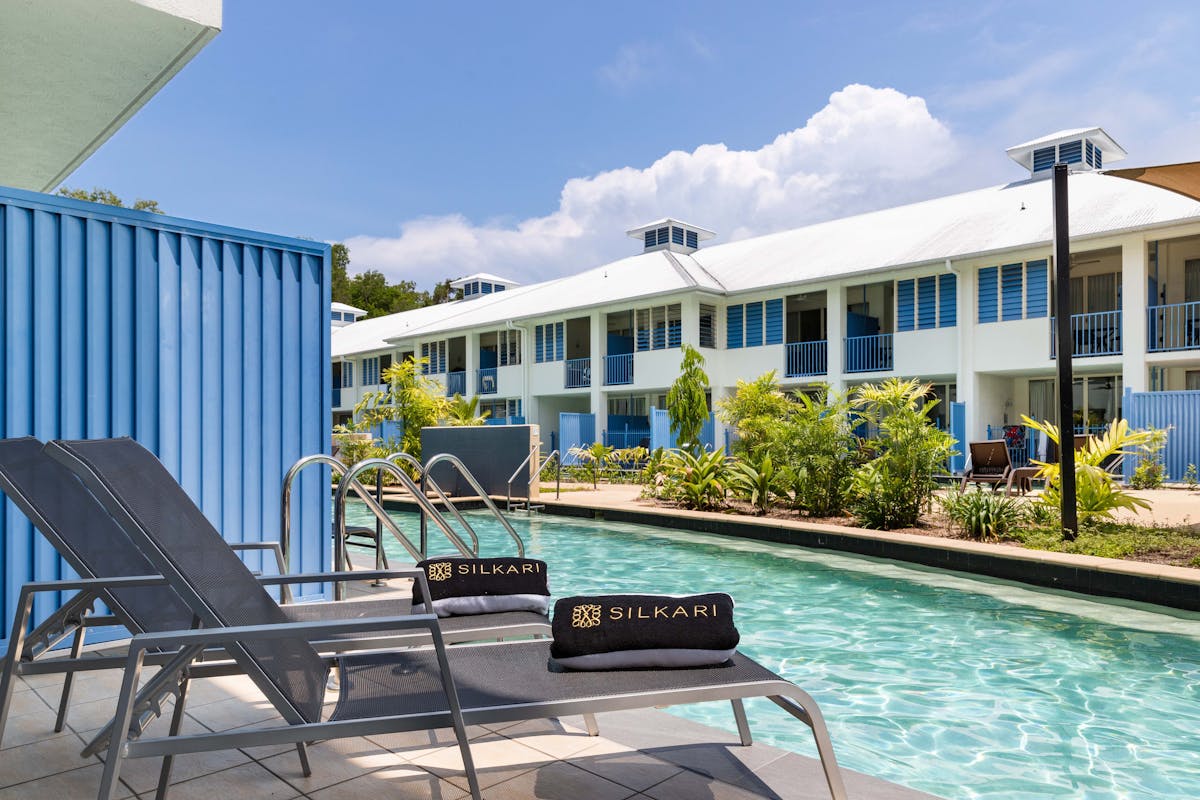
[281, 452, 526, 600]
[506, 446, 560, 512]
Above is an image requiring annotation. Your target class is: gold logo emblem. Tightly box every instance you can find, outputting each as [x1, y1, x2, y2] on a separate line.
[571, 604, 602, 628]
[426, 562, 453, 582]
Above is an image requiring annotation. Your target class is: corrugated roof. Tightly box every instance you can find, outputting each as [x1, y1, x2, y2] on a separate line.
[332, 171, 1200, 356]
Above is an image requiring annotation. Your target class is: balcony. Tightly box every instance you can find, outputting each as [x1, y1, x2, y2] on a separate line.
[1147, 301, 1200, 352]
[845, 334, 893, 373]
[1050, 310, 1122, 358]
[785, 341, 828, 378]
[604, 354, 634, 386]
[445, 371, 466, 397]
[333, 386, 341, 408]
[565, 357, 591, 388]
[477, 368, 498, 395]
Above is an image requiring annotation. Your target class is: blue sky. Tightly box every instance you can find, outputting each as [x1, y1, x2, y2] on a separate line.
[67, 1, 1200, 286]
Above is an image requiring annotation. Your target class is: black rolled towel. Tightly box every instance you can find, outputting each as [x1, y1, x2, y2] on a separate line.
[411, 557, 550, 618]
[550, 593, 739, 670]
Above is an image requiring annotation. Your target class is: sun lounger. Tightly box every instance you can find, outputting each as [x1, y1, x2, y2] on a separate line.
[959, 440, 1013, 492]
[49, 437, 848, 800]
[0, 438, 550, 747]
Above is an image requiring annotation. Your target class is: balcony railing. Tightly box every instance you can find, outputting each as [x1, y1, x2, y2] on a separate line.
[845, 333, 893, 373]
[604, 353, 634, 386]
[564, 357, 591, 388]
[476, 367, 498, 395]
[333, 387, 342, 408]
[1050, 310, 1122, 358]
[445, 371, 466, 397]
[785, 340, 828, 378]
[1147, 301, 1200, 352]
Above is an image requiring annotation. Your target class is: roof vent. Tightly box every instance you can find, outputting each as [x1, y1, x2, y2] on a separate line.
[626, 218, 715, 254]
[449, 272, 521, 300]
[1005, 127, 1127, 179]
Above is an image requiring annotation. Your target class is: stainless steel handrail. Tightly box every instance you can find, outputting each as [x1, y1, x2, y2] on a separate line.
[507, 447, 559, 510]
[334, 459, 475, 600]
[423, 453, 525, 557]
[281, 454, 348, 569]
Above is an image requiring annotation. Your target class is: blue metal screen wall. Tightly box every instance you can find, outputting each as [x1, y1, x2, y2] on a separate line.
[1124, 388, 1200, 481]
[0, 186, 331, 646]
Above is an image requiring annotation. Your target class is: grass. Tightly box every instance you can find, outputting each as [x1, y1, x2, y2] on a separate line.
[1005, 522, 1200, 567]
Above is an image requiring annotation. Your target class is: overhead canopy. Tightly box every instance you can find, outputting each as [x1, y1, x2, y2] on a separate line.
[1104, 162, 1200, 203]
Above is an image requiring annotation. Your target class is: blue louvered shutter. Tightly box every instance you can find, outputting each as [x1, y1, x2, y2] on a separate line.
[765, 298, 783, 344]
[535, 326, 544, 362]
[978, 267, 998, 323]
[897, 279, 915, 332]
[1001, 263, 1023, 320]
[727, 305, 743, 349]
[917, 276, 937, 329]
[1025, 260, 1048, 318]
[1059, 140, 1082, 164]
[938, 273, 957, 327]
[555, 322, 564, 360]
[745, 302, 763, 347]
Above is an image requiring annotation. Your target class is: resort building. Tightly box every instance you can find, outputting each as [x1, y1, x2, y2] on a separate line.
[333, 127, 1200, 469]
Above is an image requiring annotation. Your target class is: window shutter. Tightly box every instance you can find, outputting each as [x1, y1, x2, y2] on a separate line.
[744, 302, 763, 347]
[1025, 260, 1048, 318]
[765, 298, 783, 344]
[535, 325, 544, 363]
[555, 321, 564, 360]
[917, 276, 937, 329]
[727, 305, 743, 349]
[938, 273, 957, 327]
[897, 279, 915, 332]
[978, 267, 998, 323]
[1001, 263, 1023, 320]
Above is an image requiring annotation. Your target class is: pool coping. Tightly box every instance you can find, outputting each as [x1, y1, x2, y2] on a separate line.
[531, 498, 1200, 612]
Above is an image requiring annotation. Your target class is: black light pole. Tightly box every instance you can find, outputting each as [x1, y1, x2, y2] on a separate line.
[1052, 163, 1078, 538]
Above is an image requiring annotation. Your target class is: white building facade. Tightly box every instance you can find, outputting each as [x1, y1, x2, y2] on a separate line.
[332, 129, 1200, 462]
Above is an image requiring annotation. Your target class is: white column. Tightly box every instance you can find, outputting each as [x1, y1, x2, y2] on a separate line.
[826, 284, 846, 392]
[589, 310, 607, 440]
[1120, 235, 1148, 392]
[464, 333, 477, 397]
[955, 263, 981, 438]
[679, 294, 700, 348]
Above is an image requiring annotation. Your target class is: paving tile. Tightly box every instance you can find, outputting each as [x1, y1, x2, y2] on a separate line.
[477, 760, 637, 800]
[641, 769, 771, 800]
[8, 686, 52, 718]
[570, 746, 685, 793]
[409, 732, 548, 791]
[259, 735, 411, 793]
[146, 762, 300, 800]
[307, 764, 467, 800]
[367, 722, 498, 762]
[737, 751, 938, 800]
[495, 717, 602, 760]
[95, 716, 251, 797]
[0, 763, 136, 800]
[181, 693, 284, 731]
[0, 710, 76, 750]
[0, 729, 99, 788]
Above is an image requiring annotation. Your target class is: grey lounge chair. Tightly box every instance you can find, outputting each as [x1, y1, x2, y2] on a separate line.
[0, 437, 550, 747]
[959, 440, 1013, 492]
[49, 437, 847, 800]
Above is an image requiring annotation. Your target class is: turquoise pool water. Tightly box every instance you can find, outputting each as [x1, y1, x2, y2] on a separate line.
[350, 505, 1200, 800]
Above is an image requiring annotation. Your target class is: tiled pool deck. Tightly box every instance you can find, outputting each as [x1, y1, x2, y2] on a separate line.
[2, 573, 939, 800]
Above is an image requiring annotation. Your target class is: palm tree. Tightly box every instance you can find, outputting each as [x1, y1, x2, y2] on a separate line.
[567, 441, 615, 489]
[446, 393, 490, 426]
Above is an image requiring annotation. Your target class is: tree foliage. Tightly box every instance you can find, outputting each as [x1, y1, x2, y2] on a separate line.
[666, 344, 710, 454]
[352, 358, 449, 459]
[328, 243, 462, 319]
[57, 186, 163, 213]
[716, 371, 793, 455]
[446, 394, 490, 426]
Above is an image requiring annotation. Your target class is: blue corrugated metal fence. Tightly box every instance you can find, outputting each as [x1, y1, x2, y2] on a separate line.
[0, 186, 331, 649]
[1124, 388, 1200, 482]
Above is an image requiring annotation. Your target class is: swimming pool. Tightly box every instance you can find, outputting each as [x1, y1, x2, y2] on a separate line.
[349, 505, 1200, 800]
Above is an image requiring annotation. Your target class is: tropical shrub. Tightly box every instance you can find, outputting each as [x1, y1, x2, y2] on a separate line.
[716, 371, 793, 457]
[354, 357, 448, 460]
[848, 379, 955, 529]
[1185, 463, 1198, 490]
[1022, 416, 1153, 530]
[728, 453, 790, 515]
[1129, 425, 1170, 489]
[772, 387, 859, 516]
[445, 393, 490, 426]
[567, 441, 615, 489]
[639, 447, 671, 498]
[661, 449, 729, 511]
[666, 344, 711, 455]
[938, 488, 1027, 541]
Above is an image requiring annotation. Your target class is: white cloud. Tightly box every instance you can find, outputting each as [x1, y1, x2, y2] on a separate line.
[597, 43, 661, 91]
[345, 84, 965, 285]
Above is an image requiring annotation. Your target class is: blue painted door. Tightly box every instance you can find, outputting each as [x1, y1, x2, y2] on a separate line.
[559, 412, 596, 465]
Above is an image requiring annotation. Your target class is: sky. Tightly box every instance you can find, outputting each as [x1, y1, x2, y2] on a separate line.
[66, 1, 1200, 288]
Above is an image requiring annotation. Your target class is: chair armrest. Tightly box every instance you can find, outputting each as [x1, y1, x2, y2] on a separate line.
[125, 612, 445, 653]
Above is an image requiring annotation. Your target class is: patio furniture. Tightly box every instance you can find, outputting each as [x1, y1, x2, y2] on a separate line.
[959, 440, 1013, 492]
[49, 436, 848, 800]
[1006, 465, 1042, 496]
[0, 438, 550, 747]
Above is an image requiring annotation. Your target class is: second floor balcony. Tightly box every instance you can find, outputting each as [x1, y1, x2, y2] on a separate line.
[565, 357, 591, 388]
[477, 367, 498, 395]
[845, 333, 893, 374]
[785, 341, 828, 378]
[1147, 301, 1200, 353]
[1050, 310, 1122, 358]
[604, 353, 634, 386]
[445, 370, 466, 397]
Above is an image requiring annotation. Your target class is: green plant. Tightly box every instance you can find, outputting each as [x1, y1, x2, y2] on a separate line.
[354, 358, 448, 460]
[666, 345, 711, 454]
[848, 379, 955, 530]
[1022, 416, 1153, 533]
[661, 449, 729, 510]
[567, 441, 616, 489]
[639, 447, 670, 498]
[1130, 425, 1170, 489]
[727, 453, 790, 515]
[775, 387, 859, 516]
[717, 371, 793, 456]
[1185, 463, 1198, 490]
[938, 488, 1027, 541]
[445, 393, 490, 426]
